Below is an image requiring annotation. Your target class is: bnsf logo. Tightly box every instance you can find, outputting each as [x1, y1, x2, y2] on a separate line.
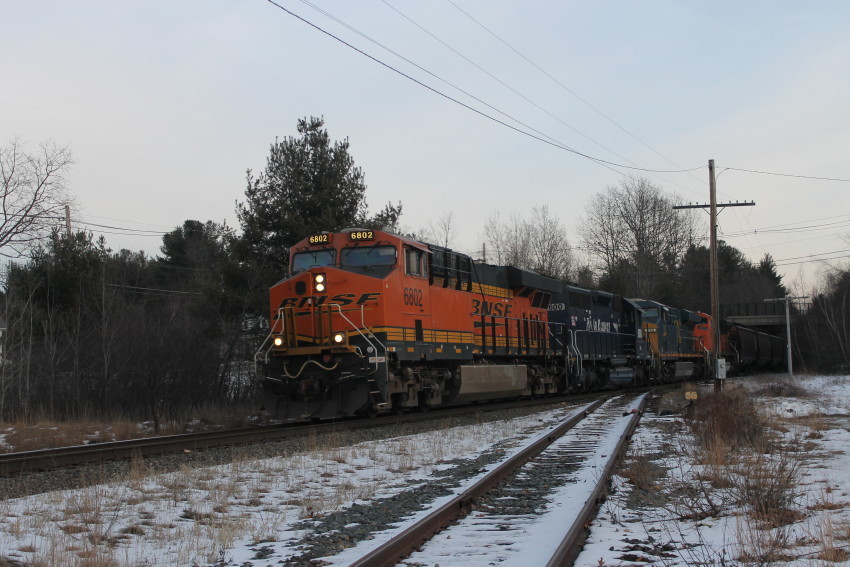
[278, 292, 381, 309]
[472, 298, 513, 317]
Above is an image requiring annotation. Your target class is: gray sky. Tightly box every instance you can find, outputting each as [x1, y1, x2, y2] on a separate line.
[3, 0, 849, 290]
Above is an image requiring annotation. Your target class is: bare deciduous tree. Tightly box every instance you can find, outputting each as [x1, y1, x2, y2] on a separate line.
[483, 211, 531, 267]
[483, 205, 573, 280]
[578, 175, 699, 297]
[0, 138, 73, 258]
[527, 204, 573, 280]
[421, 210, 458, 248]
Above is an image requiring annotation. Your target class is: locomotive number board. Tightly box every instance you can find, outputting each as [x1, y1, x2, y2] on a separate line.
[309, 234, 330, 244]
[349, 231, 374, 241]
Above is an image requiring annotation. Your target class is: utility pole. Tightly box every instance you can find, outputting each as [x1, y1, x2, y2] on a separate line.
[673, 159, 755, 388]
[764, 295, 808, 378]
[709, 160, 719, 374]
[65, 205, 72, 238]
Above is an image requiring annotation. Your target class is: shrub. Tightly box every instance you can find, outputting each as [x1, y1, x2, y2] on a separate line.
[686, 385, 767, 451]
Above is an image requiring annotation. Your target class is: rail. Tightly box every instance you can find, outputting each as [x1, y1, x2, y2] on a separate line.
[345, 392, 649, 567]
[0, 395, 585, 479]
[546, 393, 649, 565]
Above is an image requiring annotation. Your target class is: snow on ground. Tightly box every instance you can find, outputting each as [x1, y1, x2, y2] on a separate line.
[1, 377, 849, 566]
[578, 374, 850, 567]
[328, 395, 646, 567]
[0, 402, 592, 566]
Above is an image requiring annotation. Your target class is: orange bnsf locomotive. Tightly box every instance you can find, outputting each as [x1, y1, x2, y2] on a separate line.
[257, 228, 564, 420]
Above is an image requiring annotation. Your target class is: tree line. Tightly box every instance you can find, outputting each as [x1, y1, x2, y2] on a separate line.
[0, 117, 400, 425]
[1, 117, 847, 425]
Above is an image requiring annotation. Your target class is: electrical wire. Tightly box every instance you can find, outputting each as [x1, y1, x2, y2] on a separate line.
[722, 166, 850, 183]
[266, 0, 703, 175]
[444, 0, 708, 197]
[381, 0, 649, 174]
[296, 0, 614, 173]
[775, 254, 850, 267]
[80, 221, 165, 235]
[722, 219, 850, 238]
[774, 249, 850, 263]
[106, 283, 203, 296]
[79, 214, 175, 229]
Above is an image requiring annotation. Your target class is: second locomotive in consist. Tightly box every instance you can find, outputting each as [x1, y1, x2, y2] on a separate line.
[257, 228, 782, 420]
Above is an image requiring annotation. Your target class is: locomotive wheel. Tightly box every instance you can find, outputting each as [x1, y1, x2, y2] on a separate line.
[390, 393, 407, 415]
[582, 369, 594, 392]
[418, 388, 433, 412]
[357, 403, 378, 419]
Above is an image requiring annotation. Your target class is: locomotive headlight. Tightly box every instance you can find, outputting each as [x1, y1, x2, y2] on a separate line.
[313, 273, 327, 293]
[273, 336, 283, 347]
[333, 333, 345, 344]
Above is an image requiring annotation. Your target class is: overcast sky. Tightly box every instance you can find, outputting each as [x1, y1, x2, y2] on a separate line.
[3, 0, 849, 291]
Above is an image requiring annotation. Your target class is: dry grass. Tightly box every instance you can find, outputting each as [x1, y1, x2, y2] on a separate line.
[684, 386, 805, 529]
[0, 405, 557, 566]
[613, 381, 828, 566]
[619, 447, 666, 493]
[756, 381, 810, 398]
[0, 402, 260, 453]
[686, 384, 768, 451]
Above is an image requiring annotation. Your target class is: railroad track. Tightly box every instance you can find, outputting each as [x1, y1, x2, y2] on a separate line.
[337, 392, 648, 567]
[0, 394, 590, 477]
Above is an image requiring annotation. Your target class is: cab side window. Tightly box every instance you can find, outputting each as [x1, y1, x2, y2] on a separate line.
[405, 247, 427, 277]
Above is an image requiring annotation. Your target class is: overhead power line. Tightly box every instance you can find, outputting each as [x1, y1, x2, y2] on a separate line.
[81, 221, 165, 235]
[775, 254, 850, 267]
[266, 0, 702, 175]
[722, 218, 850, 238]
[81, 214, 175, 229]
[381, 0, 649, 174]
[722, 166, 850, 183]
[444, 0, 700, 179]
[774, 249, 850, 263]
[106, 283, 202, 296]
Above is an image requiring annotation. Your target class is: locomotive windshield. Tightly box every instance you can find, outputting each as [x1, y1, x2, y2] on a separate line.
[341, 246, 397, 268]
[292, 249, 335, 273]
[641, 308, 659, 319]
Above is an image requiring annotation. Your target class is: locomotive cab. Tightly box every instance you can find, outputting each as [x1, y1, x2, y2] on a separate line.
[260, 228, 416, 419]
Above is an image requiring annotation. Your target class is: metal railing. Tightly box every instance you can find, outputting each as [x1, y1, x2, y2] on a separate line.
[254, 304, 386, 376]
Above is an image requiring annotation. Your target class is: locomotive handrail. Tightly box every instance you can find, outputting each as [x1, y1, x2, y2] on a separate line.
[254, 333, 273, 369]
[644, 332, 661, 370]
[253, 308, 287, 369]
[360, 304, 388, 354]
[466, 312, 551, 355]
[569, 330, 583, 377]
[548, 323, 565, 352]
[330, 303, 386, 374]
